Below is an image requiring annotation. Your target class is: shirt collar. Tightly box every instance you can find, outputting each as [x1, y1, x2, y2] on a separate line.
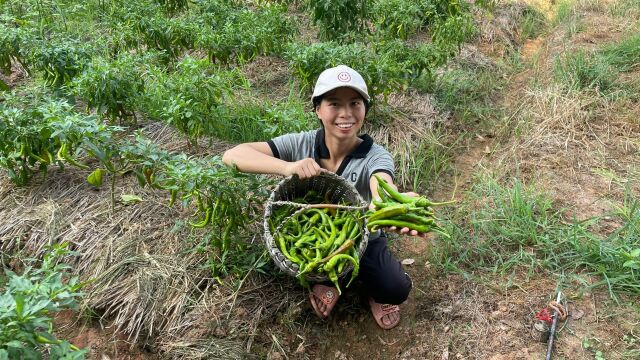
[314, 128, 374, 160]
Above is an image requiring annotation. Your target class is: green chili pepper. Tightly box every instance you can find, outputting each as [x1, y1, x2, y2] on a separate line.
[373, 174, 413, 204]
[367, 203, 410, 222]
[168, 189, 178, 207]
[59, 142, 90, 170]
[190, 205, 212, 228]
[376, 180, 392, 202]
[367, 219, 431, 233]
[325, 254, 359, 293]
[329, 217, 350, 251]
[289, 248, 305, 264]
[294, 234, 316, 248]
[328, 268, 340, 294]
[395, 213, 435, 225]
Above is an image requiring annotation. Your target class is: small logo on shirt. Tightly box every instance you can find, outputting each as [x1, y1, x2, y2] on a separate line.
[350, 173, 357, 182]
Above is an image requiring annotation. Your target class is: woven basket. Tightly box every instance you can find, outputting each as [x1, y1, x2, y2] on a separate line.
[263, 172, 369, 283]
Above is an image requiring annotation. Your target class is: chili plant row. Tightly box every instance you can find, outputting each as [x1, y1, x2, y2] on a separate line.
[0, 91, 270, 260]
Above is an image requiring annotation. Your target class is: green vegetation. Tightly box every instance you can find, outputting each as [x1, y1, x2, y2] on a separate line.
[0, 90, 109, 185]
[432, 175, 640, 296]
[554, 31, 640, 92]
[144, 57, 247, 145]
[304, 0, 371, 41]
[553, 0, 576, 26]
[519, 6, 548, 40]
[394, 133, 452, 194]
[196, 4, 296, 65]
[218, 97, 316, 143]
[600, 32, 640, 72]
[553, 50, 617, 91]
[416, 59, 505, 127]
[0, 244, 87, 359]
[71, 54, 146, 123]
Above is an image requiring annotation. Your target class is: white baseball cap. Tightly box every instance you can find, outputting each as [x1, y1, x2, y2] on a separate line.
[311, 65, 370, 102]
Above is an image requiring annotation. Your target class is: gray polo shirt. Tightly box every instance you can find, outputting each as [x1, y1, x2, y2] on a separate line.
[267, 129, 395, 203]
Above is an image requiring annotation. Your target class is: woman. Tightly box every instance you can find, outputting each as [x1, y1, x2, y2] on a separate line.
[222, 65, 427, 329]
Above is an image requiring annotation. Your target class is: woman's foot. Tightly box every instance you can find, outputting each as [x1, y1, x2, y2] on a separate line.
[369, 297, 401, 330]
[309, 284, 339, 319]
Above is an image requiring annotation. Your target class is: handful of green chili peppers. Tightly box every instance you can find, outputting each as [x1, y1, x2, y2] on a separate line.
[367, 174, 451, 238]
[269, 191, 364, 294]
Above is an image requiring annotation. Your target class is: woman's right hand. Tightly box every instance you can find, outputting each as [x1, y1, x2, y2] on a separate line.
[284, 158, 325, 179]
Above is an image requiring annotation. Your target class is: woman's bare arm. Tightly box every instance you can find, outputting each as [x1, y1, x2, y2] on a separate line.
[222, 142, 323, 178]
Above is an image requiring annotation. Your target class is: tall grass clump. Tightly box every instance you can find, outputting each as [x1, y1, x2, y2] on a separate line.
[553, 0, 576, 25]
[552, 0, 584, 38]
[520, 6, 548, 40]
[394, 132, 452, 194]
[609, 0, 640, 18]
[432, 175, 640, 297]
[553, 50, 617, 92]
[415, 62, 504, 127]
[600, 32, 640, 72]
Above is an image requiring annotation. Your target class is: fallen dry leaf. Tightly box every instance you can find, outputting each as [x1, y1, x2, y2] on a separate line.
[401, 258, 415, 265]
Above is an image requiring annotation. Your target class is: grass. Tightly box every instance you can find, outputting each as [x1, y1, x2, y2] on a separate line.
[600, 32, 640, 72]
[553, 30, 640, 93]
[431, 174, 640, 298]
[609, 0, 640, 18]
[214, 96, 315, 143]
[553, 50, 617, 92]
[554, 0, 576, 26]
[552, 0, 585, 39]
[520, 6, 548, 41]
[394, 130, 453, 194]
[415, 61, 505, 130]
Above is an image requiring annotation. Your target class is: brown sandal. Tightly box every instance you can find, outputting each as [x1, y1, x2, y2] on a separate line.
[369, 298, 400, 330]
[309, 284, 339, 319]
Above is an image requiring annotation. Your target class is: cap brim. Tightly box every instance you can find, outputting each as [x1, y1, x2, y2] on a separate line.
[312, 84, 370, 102]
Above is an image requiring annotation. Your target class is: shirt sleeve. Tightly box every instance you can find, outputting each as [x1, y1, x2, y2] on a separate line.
[267, 132, 304, 162]
[367, 147, 395, 180]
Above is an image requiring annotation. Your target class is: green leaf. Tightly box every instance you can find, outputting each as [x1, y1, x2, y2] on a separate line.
[630, 249, 640, 258]
[0, 349, 9, 360]
[5, 340, 24, 349]
[87, 169, 104, 187]
[0, 77, 9, 91]
[14, 294, 24, 317]
[120, 194, 142, 204]
[134, 170, 147, 187]
[623, 260, 640, 269]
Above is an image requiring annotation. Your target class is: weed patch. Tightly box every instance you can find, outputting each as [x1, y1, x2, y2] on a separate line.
[520, 6, 548, 40]
[600, 32, 640, 72]
[553, 30, 640, 93]
[416, 61, 505, 128]
[432, 175, 640, 297]
[553, 50, 617, 92]
[394, 130, 452, 194]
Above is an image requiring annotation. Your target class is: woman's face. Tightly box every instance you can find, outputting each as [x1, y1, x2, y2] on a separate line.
[315, 87, 366, 141]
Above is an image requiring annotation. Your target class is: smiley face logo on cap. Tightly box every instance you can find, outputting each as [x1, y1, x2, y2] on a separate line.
[337, 72, 351, 82]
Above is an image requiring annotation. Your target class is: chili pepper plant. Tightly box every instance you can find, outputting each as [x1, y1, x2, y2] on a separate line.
[0, 243, 87, 359]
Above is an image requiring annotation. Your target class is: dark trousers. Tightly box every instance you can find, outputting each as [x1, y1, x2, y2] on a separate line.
[358, 232, 412, 305]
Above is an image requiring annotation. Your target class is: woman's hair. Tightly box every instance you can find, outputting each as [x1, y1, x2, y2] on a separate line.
[312, 94, 370, 114]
